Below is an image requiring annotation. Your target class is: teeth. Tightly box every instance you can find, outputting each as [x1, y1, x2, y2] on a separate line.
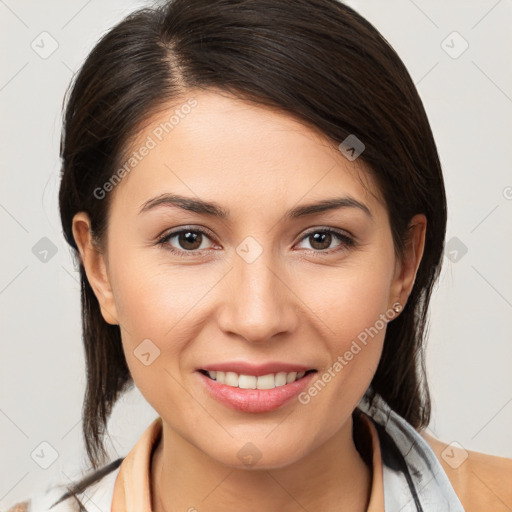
[206, 370, 308, 389]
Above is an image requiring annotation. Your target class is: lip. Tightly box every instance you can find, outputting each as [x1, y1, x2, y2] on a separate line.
[198, 361, 315, 377]
[197, 370, 317, 413]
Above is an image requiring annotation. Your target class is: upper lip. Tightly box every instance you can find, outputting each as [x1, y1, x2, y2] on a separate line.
[198, 361, 316, 377]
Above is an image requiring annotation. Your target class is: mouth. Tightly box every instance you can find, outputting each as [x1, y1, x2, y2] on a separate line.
[197, 368, 317, 390]
[196, 367, 318, 413]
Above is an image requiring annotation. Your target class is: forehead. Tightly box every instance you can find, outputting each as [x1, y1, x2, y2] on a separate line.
[110, 89, 384, 216]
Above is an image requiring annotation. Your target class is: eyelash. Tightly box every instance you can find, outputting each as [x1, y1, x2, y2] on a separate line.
[156, 226, 355, 258]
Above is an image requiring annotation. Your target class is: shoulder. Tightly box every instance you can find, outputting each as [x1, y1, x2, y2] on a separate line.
[422, 431, 512, 512]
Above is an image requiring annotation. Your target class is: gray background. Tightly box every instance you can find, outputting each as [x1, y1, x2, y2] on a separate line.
[1, 0, 511, 509]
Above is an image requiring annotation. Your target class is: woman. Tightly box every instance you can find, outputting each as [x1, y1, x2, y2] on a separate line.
[10, 0, 511, 510]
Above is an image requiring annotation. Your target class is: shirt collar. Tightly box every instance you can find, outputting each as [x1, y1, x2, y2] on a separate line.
[112, 416, 162, 512]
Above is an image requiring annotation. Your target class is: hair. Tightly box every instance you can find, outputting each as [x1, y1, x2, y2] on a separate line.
[55, 0, 446, 506]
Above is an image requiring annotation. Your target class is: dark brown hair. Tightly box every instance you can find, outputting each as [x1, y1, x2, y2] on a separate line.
[54, 0, 446, 505]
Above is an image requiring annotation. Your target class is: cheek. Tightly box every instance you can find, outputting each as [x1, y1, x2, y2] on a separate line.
[108, 249, 226, 394]
[293, 247, 395, 390]
[293, 261, 393, 429]
[110, 258, 206, 409]
[300, 256, 393, 342]
[110, 246, 214, 338]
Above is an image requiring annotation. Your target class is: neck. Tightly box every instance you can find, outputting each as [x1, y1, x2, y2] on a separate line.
[151, 414, 372, 512]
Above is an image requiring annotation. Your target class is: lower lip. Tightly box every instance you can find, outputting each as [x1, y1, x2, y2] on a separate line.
[197, 371, 316, 413]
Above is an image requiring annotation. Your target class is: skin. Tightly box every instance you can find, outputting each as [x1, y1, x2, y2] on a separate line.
[73, 89, 426, 512]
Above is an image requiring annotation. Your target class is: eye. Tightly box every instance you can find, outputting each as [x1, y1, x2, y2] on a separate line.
[157, 226, 355, 257]
[157, 227, 217, 256]
[295, 228, 355, 254]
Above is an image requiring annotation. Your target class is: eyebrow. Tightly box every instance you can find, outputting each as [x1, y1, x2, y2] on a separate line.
[138, 193, 372, 220]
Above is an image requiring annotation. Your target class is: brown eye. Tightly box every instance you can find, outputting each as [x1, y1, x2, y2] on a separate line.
[296, 228, 355, 253]
[177, 231, 203, 250]
[309, 232, 333, 250]
[158, 228, 216, 255]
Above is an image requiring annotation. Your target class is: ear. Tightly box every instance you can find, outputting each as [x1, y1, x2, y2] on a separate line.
[389, 213, 427, 310]
[72, 212, 119, 325]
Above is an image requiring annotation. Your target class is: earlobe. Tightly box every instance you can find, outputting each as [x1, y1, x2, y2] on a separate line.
[71, 212, 119, 325]
[390, 214, 427, 310]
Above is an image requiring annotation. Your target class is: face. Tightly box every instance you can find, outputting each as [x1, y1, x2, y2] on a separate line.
[73, 89, 425, 469]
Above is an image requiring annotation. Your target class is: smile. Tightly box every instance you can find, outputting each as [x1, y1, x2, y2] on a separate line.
[199, 369, 316, 389]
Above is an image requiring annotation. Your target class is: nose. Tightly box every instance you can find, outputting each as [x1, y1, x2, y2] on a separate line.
[216, 248, 298, 344]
